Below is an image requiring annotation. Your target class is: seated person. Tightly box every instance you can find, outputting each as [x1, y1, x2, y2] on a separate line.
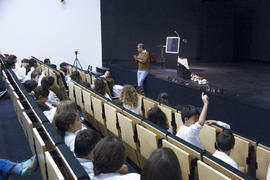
[106, 78, 123, 98]
[44, 58, 51, 65]
[176, 92, 209, 149]
[70, 71, 82, 82]
[16, 58, 28, 81]
[41, 76, 59, 106]
[22, 80, 38, 93]
[54, 110, 86, 153]
[60, 66, 71, 86]
[93, 136, 140, 180]
[156, 92, 169, 105]
[23, 59, 37, 83]
[92, 78, 111, 100]
[74, 129, 101, 179]
[30, 70, 41, 83]
[213, 129, 245, 173]
[120, 85, 140, 114]
[5, 55, 17, 73]
[147, 106, 172, 133]
[33, 86, 56, 123]
[0, 155, 38, 179]
[60, 62, 68, 69]
[141, 148, 181, 180]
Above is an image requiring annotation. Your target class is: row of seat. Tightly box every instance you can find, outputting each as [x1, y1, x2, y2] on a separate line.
[0, 56, 90, 180]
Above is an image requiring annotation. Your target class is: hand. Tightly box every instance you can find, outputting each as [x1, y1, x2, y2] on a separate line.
[133, 55, 137, 61]
[201, 92, 209, 104]
[118, 164, 128, 174]
[205, 120, 217, 125]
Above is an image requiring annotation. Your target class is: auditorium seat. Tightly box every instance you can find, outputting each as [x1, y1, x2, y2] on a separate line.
[86, 73, 91, 85]
[79, 70, 86, 82]
[74, 84, 84, 109]
[199, 124, 216, 154]
[104, 103, 119, 136]
[69, 80, 75, 102]
[256, 145, 270, 180]
[44, 151, 65, 180]
[162, 139, 191, 180]
[158, 104, 176, 134]
[197, 160, 232, 180]
[21, 111, 36, 154]
[91, 95, 107, 136]
[82, 89, 93, 116]
[175, 111, 183, 132]
[142, 97, 156, 118]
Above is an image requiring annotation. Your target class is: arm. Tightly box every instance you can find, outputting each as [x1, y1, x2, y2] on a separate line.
[205, 120, 231, 129]
[134, 52, 149, 64]
[198, 92, 209, 126]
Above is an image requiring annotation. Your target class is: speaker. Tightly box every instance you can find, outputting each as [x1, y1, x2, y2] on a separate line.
[177, 63, 191, 79]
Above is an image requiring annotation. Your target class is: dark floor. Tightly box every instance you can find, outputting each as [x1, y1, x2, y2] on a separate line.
[0, 97, 42, 180]
[106, 60, 270, 110]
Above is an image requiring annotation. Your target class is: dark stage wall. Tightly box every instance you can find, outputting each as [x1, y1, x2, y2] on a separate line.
[101, 0, 270, 63]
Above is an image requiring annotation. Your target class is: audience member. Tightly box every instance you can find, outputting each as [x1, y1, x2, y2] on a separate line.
[60, 66, 71, 86]
[75, 129, 101, 179]
[106, 78, 123, 98]
[24, 58, 37, 82]
[120, 85, 140, 114]
[213, 129, 245, 173]
[16, 58, 28, 81]
[147, 106, 172, 133]
[22, 80, 38, 93]
[93, 78, 111, 100]
[157, 92, 169, 105]
[141, 148, 181, 180]
[41, 76, 59, 106]
[30, 70, 41, 83]
[176, 92, 209, 149]
[70, 71, 81, 82]
[44, 58, 51, 65]
[93, 136, 140, 180]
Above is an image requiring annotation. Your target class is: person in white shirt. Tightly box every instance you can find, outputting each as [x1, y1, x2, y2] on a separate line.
[54, 110, 86, 153]
[106, 78, 123, 98]
[23, 59, 37, 83]
[93, 136, 140, 180]
[16, 59, 28, 81]
[74, 129, 101, 179]
[60, 66, 71, 86]
[93, 78, 112, 100]
[141, 148, 181, 180]
[120, 85, 140, 114]
[213, 129, 245, 173]
[41, 76, 59, 106]
[176, 92, 209, 149]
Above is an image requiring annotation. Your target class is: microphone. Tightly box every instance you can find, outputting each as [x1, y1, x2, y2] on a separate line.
[174, 30, 180, 37]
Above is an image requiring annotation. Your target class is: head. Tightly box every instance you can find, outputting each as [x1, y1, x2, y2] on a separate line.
[93, 78, 106, 95]
[180, 105, 200, 126]
[21, 59, 29, 68]
[60, 62, 68, 69]
[103, 70, 110, 78]
[34, 86, 49, 111]
[215, 129, 235, 153]
[28, 58, 37, 68]
[41, 76, 55, 90]
[6, 55, 17, 69]
[70, 71, 81, 82]
[157, 92, 169, 105]
[23, 80, 38, 93]
[147, 106, 169, 130]
[75, 129, 101, 159]
[31, 70, 41, 82]
[44, 58, 51, 65]
[60, 66, 67, 76]
[120, 85, 138, 107]
[137, 43, 145, 53]
[93, 136, 125, 176]
[55, 110, 81, 134]
[141, 148, 181, 180]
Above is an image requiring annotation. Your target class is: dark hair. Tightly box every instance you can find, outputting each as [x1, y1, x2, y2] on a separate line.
[106, 78, 114, 96]
[44, 58, 50, 64]
[94, 78, 105, 95]
[60, 66, 67, 75]
[21, 58, 29, 64]
[180, 105, 200, 124]
[75, 129, 101, 157]
[34, 86, 49, 99]
[7, 55, 17, 63]
[216, 129, 235, 152]
[41, 76, 55, 90]
[49, 64, 57, 70]
[148, 106, 169, 130]
[6, 55, 17, 69]
[60, 62, 68, 68]
[157, 92, 169, 105]
[31, 70, 41, 80]
[138, 43, 145, 49]
[70, 71, 81, 82]
[26, 58, 37, 74]
[141, 148, 182, 180]
[55, 111, 77, 135]
[23, 80, 38, 93]
[93, 136, 125, 176]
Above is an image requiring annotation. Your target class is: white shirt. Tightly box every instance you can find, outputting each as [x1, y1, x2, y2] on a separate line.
[38, 72, 46, 86]
[176, 122, 204, 149]
[93, 172, 140, 180]
[216, 121, 231, 129]
[105, 93, 111, 100]
[113, 85, 123, 97]
[65, 76, 71, 86]
[23, 67, 35, 83]
[64, 126, 87, 153]
[213, 150, 238, 169]
[77, 158, 94, 179]
[43, 106, 56, 123]
[123, 104, 140, 115]
[16, 67, 26, 81]
[48, 90, 59, 106]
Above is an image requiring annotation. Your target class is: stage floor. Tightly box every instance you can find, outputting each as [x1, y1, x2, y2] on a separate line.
[106, 60, 270, 110]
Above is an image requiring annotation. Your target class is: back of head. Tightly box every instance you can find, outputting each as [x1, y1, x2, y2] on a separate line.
[23, 80, 38, 93]
[94, 78, 105, 95]
[75, 129, 101, 157]
[216, 129, 235, 152]
[34, 86, 49, 99]
[21, 58, 29, 64]
[28, 58, 36, 68]
[180, 105, 200, 124]
[44, 58, 51, 65]
[53, 100, 77, 127]
[60, 66, 67, 75]
[54, 110, 77, 136]
[41, 76, 55, 90]
[6, 55, 17, 69]
[60, 62, 68, 69]
[142, 148, 181, 180]
[31, 70, 41, 80]
[70, 71, 81, 82]
[147, 106, 168, 130]
[120, 85, 138, 107]
[157, 92, 169, 105]
[93, 136, 125, 176]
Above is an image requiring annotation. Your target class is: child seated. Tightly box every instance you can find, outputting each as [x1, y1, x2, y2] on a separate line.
[141, 148, 181, 180]
[41, 76, 59, 106]
[213, 129, 245, 172]
[93, 136, 140, 180]
[54, 110, 86, 153]
[176, 92, 209, 149]
[74, 129, 101, 179]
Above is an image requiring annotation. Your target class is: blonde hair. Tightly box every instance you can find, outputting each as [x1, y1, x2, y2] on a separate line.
[120, 85, 138, 107]
[52, 100, 77, 127]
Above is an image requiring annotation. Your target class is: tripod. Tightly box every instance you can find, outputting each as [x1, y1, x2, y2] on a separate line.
[73, 51, 82, 70]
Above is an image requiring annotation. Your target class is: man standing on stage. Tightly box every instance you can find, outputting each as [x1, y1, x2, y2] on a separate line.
[133, 43, 150, 91]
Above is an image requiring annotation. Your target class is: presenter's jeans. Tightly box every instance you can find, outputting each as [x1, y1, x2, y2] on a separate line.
[137, 70, 148, 87]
